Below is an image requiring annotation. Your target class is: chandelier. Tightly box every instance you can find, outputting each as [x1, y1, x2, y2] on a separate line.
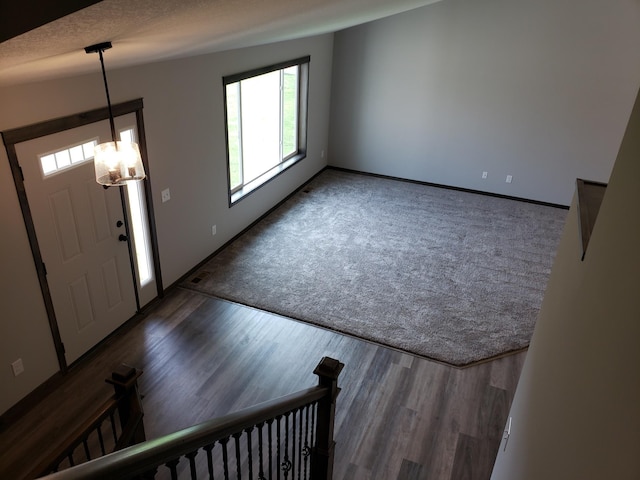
[85, 41, 145, 186]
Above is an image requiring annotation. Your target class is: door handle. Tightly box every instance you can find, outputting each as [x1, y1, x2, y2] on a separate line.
[116, 220, 124, 228]
[118, 234, 128, 242]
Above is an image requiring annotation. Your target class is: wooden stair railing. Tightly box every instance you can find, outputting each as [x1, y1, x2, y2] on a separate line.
[36, 356, 344, 480]
[27, 365, 146, 479]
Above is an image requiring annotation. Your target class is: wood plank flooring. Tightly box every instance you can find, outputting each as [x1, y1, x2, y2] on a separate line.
[0, 288, 525, 480]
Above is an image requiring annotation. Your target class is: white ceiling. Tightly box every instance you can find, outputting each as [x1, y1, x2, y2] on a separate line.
[0, 0, 441, 87]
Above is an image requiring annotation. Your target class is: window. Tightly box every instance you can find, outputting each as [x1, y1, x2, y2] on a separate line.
[120, 127, 153, 287]
[39, 139, 98, 177]
[224, 56, 309, 204]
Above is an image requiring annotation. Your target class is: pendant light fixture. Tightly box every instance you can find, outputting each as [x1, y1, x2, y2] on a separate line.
[85, 41, 145, 186]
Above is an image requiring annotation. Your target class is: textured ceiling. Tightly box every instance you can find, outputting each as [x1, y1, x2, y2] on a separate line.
[0, 0, 441, 87]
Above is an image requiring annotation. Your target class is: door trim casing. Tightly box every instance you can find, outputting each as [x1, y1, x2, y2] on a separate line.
[1, 99, 163, 373]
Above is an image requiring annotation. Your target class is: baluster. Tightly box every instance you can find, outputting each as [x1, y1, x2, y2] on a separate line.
[81, 438, 90, 461]
[110, 411, 118, 445]
[303, 404, 311, 480]
[204, 442, 216, 480]
[220, 436, 231, 480]
[311, 402, 316, 445]
[186, 450, 199, 479]
[97, 422, 106, 456]
[233, 432, 242, 480]
[297, 408, 303, 480]
[268, 418, 274, 480]
[282, 413, 291, 479]
[291, 409, 297, 479]
[276, 415, 282, 480]
[165, 458, 180, 480]
[245, 426, 254, 479]
[257, 422, 266, 480]
[67, 451, 75, 467]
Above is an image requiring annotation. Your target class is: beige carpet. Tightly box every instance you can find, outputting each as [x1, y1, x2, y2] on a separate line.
[183, 169, 567, 366]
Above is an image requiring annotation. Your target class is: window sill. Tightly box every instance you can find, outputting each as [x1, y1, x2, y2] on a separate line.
[230, 153, 305, 205]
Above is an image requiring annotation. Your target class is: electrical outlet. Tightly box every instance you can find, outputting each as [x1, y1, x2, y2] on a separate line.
[321, 150, 325, 158]
[482, 171, 488, 179]
[11, 358, 24, 377]
[506, 175, 513, 184]
[212, 225, 217, 236]
[161, 188, 171, 203]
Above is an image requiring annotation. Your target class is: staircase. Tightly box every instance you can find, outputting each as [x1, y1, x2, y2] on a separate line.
[32, 357, 344, 480]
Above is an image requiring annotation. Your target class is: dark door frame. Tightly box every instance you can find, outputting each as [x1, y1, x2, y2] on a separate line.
[1, 98, 163, 373]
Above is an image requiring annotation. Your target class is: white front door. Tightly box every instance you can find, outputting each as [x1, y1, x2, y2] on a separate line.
[17, 120, 137, 364]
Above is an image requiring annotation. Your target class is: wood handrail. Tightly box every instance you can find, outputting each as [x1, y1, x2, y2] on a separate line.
[28, 366, 145, 479]
[25, 396, 120, 478]
[39, 386, 329, 480]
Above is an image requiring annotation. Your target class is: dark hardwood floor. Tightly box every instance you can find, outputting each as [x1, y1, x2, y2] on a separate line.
[0, 288, 525, 480]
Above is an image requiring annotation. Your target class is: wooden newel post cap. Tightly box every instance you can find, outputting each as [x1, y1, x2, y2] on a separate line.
[105, 364, 142, 388]
[313, 357, 344, 380]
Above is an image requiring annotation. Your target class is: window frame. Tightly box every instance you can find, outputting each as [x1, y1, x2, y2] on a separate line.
[119, 126, 154, 289]
[38, 138, 99, 178]
[223, 56, 310, 206]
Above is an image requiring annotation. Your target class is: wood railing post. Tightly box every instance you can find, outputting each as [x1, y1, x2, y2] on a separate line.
[312, 357, 344, 480]
[106, 364, 146, 445]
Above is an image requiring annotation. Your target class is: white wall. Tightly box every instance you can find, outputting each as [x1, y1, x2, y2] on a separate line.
[491, 87, 640, 479]
[329, 0, 640, 206]
[0, 34, 333, 414]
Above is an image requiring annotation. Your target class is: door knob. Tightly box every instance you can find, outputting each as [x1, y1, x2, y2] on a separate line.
[118, 234, 128, 242]
[116, 220, 124, 228]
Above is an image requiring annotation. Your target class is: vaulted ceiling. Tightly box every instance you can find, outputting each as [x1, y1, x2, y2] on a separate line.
[0, 0, 441, 87]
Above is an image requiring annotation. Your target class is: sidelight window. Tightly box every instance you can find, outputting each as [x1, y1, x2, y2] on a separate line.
[119, 128, 153, 287]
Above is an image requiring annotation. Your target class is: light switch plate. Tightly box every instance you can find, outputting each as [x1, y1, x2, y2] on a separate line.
[11, 358, 24, 376]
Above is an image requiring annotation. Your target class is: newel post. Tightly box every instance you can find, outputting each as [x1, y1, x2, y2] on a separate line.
[312, 357, 344, 480]
[106, 364, 146, 445]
